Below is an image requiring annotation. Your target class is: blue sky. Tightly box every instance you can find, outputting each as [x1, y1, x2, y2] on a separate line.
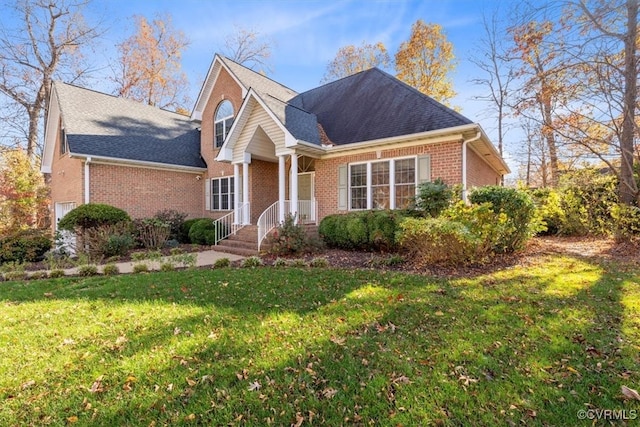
[91, 0, 506, 116]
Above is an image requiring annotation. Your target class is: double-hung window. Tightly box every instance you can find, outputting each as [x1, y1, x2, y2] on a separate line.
[211, 176, 234, 210]
[348, 157, 424, 210]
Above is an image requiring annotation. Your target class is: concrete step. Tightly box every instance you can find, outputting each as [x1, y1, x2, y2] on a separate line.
[213, 244, 258, 257]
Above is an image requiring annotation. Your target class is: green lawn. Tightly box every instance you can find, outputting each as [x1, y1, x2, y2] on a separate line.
[1, 254, 639, 426]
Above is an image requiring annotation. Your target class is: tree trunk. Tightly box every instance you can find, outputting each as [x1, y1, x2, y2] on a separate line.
[620, 0, 638, 205]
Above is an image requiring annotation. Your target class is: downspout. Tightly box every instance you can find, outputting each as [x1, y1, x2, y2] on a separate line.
[84, 157, 91, 204]
[461, 131, 482, 203]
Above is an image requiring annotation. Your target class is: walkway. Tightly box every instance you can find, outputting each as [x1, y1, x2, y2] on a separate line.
[62, 249, 246, 275]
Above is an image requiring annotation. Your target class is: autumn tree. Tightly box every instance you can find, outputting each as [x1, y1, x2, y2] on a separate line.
[113, 14, 190, 111]
[321, 41, 390, 83]
[223, 25, 272, 72]
[395, 20, 457, 104]
[0, 0, 102, 159]
[0, 148, 49, 235]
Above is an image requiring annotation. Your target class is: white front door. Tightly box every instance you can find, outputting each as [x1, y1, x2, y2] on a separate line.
[297, 172, 315, 223]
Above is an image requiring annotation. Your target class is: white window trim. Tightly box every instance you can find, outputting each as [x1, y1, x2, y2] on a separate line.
[210, 176, 235, 211]
[348, 156, 418, 211]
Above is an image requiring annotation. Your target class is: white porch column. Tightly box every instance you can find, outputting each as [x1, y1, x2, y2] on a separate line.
[278, 155, 286, 222]
[242, 160, 250, 224]
[289, 154, 298, 221]
[233, 163, 240, 224]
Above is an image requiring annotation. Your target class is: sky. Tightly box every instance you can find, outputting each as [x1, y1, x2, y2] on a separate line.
[87, 0, 510, 127]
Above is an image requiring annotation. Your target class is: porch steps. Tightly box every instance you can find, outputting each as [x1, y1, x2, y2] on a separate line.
[214, 225, 261, 257]
[213, 224, 320, 257]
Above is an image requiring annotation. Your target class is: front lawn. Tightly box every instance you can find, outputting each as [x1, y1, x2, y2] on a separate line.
[1, 253, 639, 425]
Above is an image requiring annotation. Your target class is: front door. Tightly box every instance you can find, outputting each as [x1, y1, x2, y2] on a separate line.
[297, 172, 315, 224]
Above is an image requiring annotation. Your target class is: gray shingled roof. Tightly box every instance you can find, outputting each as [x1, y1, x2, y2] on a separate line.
[220, 56, 298, 102]
[288, 68, 473, 145]
[54, 82, 206, 169]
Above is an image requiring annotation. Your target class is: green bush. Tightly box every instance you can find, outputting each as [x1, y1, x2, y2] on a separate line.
[319, 210, 403, 251]
[0, 230, 52, 264]
[178, 218, 207, 244]
[397, 217, 483, 266]
[611, 203, 640, 242]
[528, 188, 563, 235]
[57, 203, 130, 232]
[154, 210, 187, 241]
[102, 263, 120, 276]
[83, 223, 133, 260]
[415, 178, 455, 217]
[77, 264, 98, 277]
[469, 186, 535, 253]
[188, 219, 218, 245]
[557, 169, 618, 236]
[213, 257, 231, 268]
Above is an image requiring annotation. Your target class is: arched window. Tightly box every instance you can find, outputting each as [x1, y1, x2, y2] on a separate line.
[214, 100, 234, 148]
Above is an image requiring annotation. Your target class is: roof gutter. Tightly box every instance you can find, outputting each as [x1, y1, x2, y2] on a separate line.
[69, 153, 207, 173]
[462, 130, 482, 202]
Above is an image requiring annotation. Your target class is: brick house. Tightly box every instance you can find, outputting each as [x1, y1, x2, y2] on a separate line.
[42, 54, 509, 251]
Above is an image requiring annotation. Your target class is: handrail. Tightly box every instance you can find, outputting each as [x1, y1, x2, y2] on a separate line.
[257, 201, 285, 251]
[212, 202, 250, 245]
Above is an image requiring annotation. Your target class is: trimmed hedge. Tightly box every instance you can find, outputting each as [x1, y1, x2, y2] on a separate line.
[58, 203, 130, 232]
[188, 219, 219, 245]
[179, 218, 209, 244]
[319, 210, 403, 251]
[0, 230, 52, 264]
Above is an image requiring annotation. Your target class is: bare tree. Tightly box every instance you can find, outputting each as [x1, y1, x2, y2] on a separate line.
[223, 25, 272, 73]
[469, 9, 516, 184]
[0, 0, 102, 159]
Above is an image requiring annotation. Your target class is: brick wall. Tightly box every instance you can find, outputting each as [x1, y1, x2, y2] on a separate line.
[466, 146, 501, 188]
[314, 140, 464, 221]
[49, 125, 84, 231]
[200, 67, 244, 174]
[89, 163, 204, 219]
[249, 159, 279, 223]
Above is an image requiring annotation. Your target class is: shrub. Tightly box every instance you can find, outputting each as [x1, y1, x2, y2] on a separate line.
[102, 263, 119, 275]
[133, 263, 149, 273]
[289, 258, 308, 268]
[77, 264, 98, 277]
[611, 203, 640, 242]
[57, 203, 130, 232]
[398, 217, 483, 266]
[179, 218, 208, 244]
[134, 218, 170, 249]
[319, 210, 404, 251]
[154, 210, 187, 241]
[213, 257, 231, 268]
[49, 269, 65, 278]
[3, 271, 28, 281]
[83, 223, 134, 260]
[415, 178, 455, 217]
[469, 186, 535, 253]
[309, 257, 329, 268]
[160, 262, 175, 272]
[188, 219, 218, 245]
[528, 188, 563, 236]
[241, 256, 263, 268]
[0, 230, 52, 264]
[28, 271, 48, 280]
[556, 169, 618, 236]
[273, 257, 287, 268]
[267, 214, 313, 255]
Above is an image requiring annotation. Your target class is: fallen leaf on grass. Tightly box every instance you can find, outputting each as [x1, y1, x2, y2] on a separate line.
[322, 388, 338, 399]
[248, 380, 261, 391]
[293, 413, 304, 427]
[622, 385, 640, 400]
[21, 380, 35, 390]
[67, 416, 79, 423]
[88, 376, 104, 394]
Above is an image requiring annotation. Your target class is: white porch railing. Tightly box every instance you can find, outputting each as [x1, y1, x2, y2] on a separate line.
[257, 200, 316, 251]
[212, 202, 250, 245]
